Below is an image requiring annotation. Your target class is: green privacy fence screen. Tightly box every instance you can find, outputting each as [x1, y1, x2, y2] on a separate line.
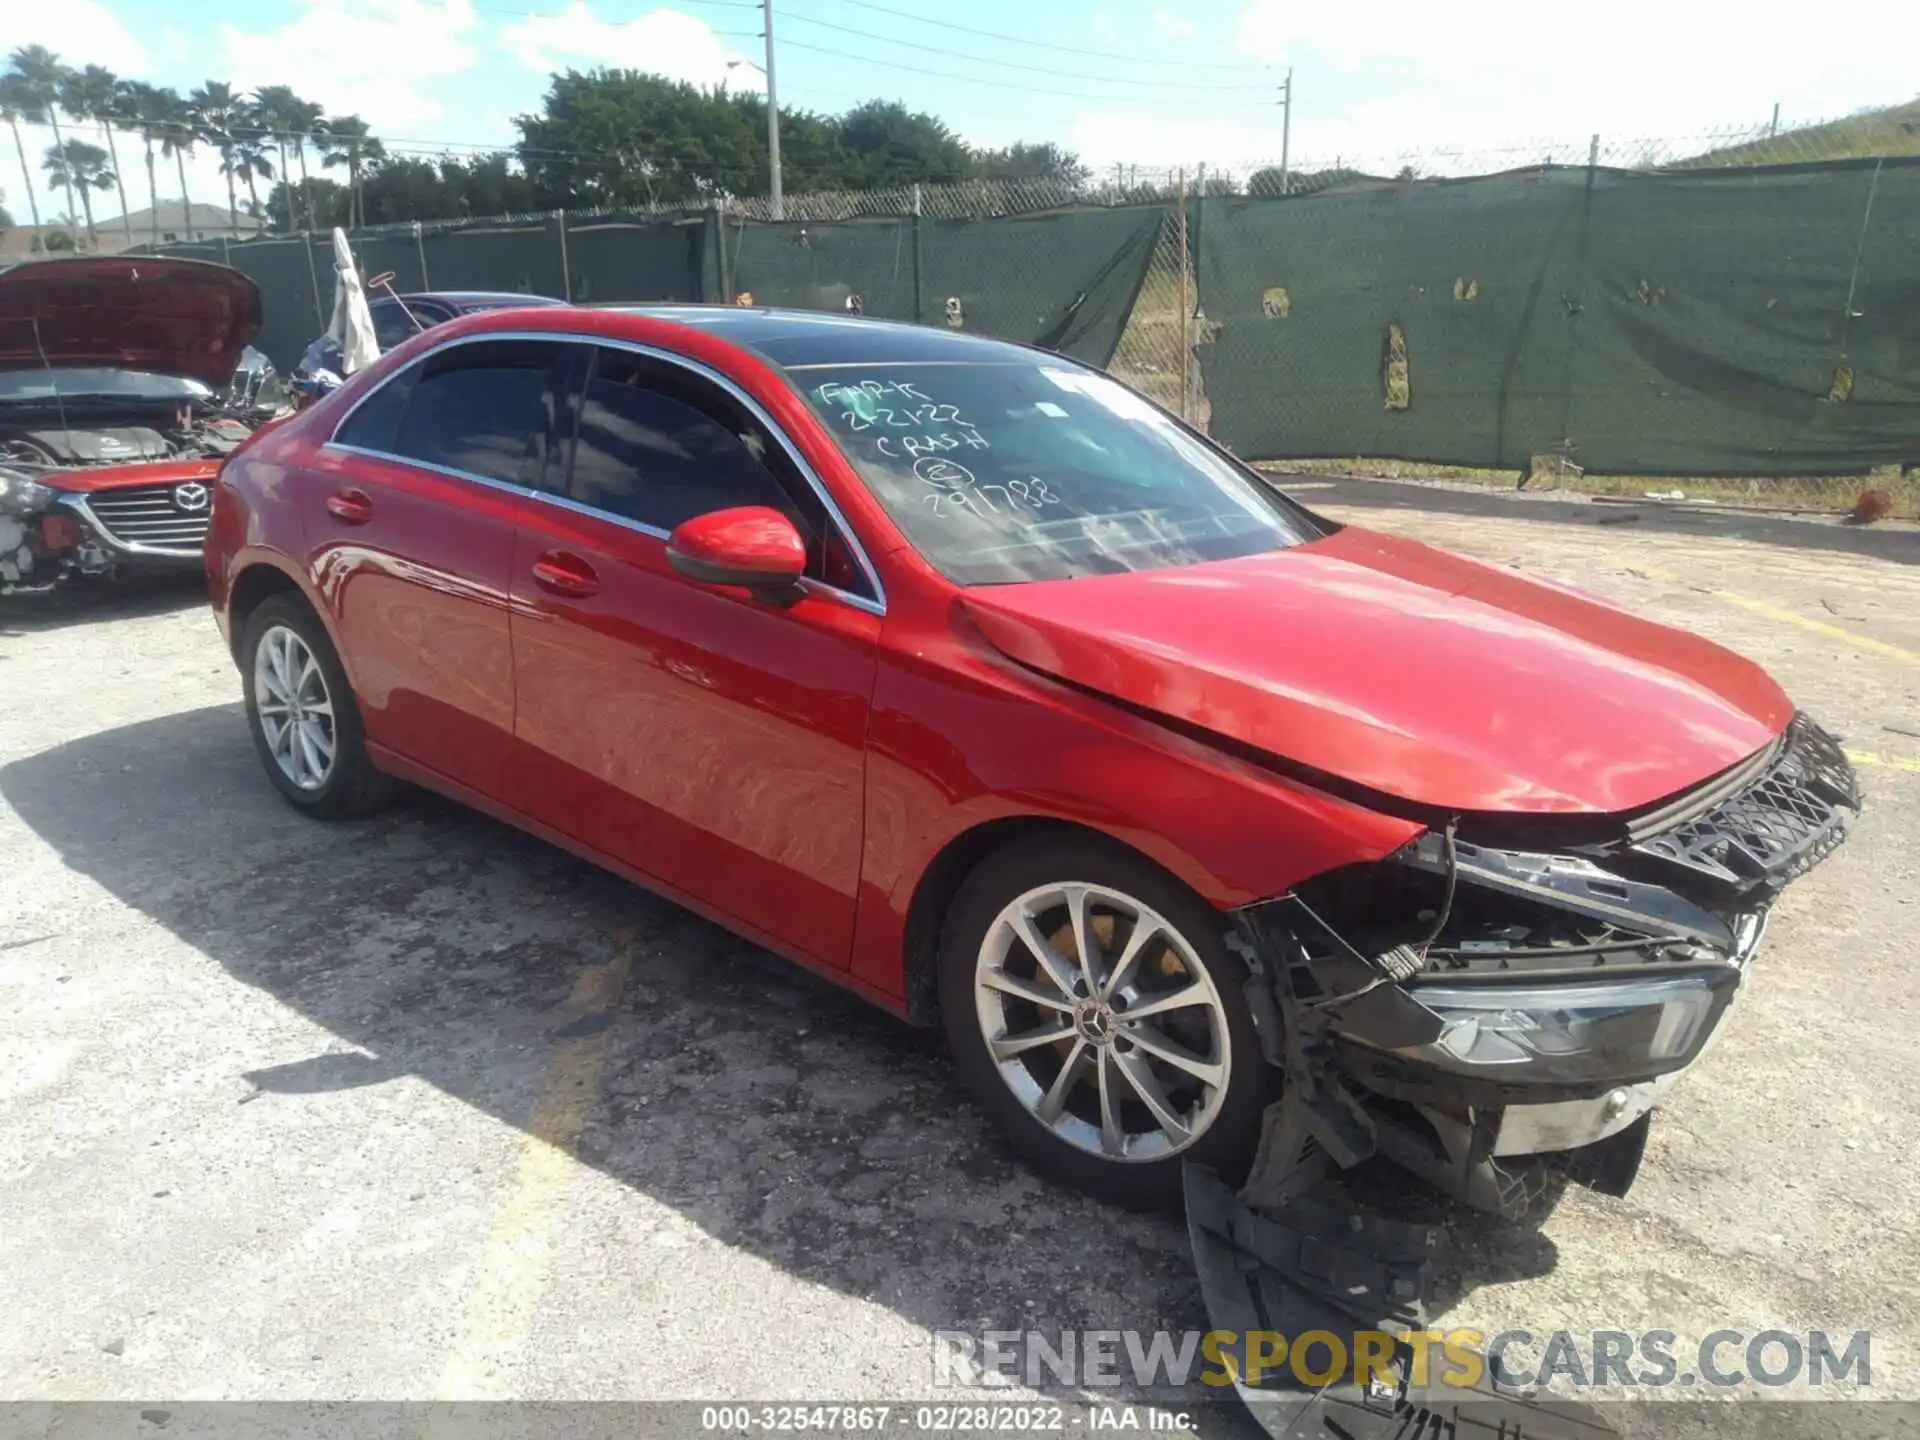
[1193, 157, 1920, 476]
[142, 157, 1919, 479]
[146, 203, 1163, 377]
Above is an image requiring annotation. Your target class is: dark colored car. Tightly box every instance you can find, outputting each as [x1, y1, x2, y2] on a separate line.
[206, 304, 1859, 1218]
[298, 290, 568, 380]
[0, 256, 274, 594]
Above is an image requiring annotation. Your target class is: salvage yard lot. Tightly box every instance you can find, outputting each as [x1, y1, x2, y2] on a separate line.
[2, 481, 1917, 1420]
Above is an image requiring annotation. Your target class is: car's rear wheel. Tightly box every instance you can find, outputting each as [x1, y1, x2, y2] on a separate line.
[937, 834, 1269, 1209]
[241, 594, 397, 820]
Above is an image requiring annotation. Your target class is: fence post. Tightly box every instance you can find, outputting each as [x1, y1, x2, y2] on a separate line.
[303, 229, 325, 329]
[414, 220, 430, 290]
[1177, 165, 1191, 423]
[911, 183, 924, 325]
[712, 198, 731, 304]
[555, 209, 572, 300]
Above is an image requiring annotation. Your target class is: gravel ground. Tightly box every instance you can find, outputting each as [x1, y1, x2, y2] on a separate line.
[2, 480, 1916, 1435]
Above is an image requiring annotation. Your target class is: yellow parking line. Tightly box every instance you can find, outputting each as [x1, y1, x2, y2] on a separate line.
[1711, 591, 1920, 669]
[1847, 748, 1920, 775]
[431, 946, 632, 1402]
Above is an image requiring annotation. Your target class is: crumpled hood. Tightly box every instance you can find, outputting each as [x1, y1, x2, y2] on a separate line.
[0, 256, 261, 390]
[962, 526, 1793, 814]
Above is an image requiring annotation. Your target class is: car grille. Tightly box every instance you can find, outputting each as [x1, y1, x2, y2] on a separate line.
[82, 483, 212, 554]
[1630, 714, 1861, 888]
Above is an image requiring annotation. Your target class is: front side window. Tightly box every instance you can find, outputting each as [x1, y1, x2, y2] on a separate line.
[371, 300, 431, 352]
[563, 348, 874, 599]
[791, 358, 1320, 586]
[387, 340, 559, 486]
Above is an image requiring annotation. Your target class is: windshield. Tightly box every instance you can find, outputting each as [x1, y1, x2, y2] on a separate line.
[0, 369, 211, 405]
[791, 357, 1317, 585]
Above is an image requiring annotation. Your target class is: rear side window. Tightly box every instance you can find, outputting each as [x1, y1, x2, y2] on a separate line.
[568, 349, 795, 532]
[334, 364, 417, 453]
[389, 340, 560, 486]
[371, 300, 434, 351]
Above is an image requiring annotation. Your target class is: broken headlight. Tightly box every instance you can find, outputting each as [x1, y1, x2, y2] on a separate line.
[0, 467, 55, 516]
[1397, 972, 1736, 1086]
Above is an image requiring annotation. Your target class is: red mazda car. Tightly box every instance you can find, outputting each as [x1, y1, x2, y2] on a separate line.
[207, 306, 1858, 1211]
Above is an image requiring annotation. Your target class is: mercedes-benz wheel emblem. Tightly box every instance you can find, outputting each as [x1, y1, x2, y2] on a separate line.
[172, 482, 210, 513]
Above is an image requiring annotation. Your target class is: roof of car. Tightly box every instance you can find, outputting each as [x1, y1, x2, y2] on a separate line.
[388, 290, 570, 309]
[608, 304, 1046, 369]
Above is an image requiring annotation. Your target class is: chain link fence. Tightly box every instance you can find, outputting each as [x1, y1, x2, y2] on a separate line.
[143, 116, 1919, 517]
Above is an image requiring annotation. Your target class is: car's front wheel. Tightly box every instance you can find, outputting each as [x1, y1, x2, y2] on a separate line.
[240, 594, 397, 820]
[937, 834, 1270, 1209]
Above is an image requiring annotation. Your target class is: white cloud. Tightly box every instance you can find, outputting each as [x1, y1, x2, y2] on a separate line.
[500, 5, 762, 93]
[217, 0, 484, 137]
[5, 0, 150, 77]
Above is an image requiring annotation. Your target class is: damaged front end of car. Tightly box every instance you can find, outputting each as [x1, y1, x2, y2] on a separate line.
[1184, 714, 1859, 1437]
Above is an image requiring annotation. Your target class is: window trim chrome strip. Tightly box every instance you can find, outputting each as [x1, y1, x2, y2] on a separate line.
[320, 328, 888, 615]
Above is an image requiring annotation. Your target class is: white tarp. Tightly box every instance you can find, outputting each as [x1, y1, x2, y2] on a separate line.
[325, 228, 380, 376]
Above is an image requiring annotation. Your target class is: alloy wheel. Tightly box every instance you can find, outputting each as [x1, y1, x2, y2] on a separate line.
[973, 882, 1232, 1163]
[253, 624, 337, 792]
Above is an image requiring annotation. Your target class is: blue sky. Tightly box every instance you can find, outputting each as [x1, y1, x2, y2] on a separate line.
[9, 0, 1916, 222]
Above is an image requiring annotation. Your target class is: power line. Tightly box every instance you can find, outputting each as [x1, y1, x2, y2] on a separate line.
[791, 0, 1278, 71]
[769, 34, 1274, 103]
[777, 11, 1274, 90]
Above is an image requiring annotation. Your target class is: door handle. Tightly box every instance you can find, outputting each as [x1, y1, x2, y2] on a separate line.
[325, 487, 373, 525]
[531, 551, 600, 599]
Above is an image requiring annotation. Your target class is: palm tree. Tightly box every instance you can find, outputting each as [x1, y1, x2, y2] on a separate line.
[119, 81, 169, 246]
[189, 80, 243, 232]
[320, 114, 382, 229]
[251, 86, 299, 231]
[0, 73, 43, 229]
[7, 47, 76, 235]
[42, 137, 113, 245]
[232, 139, 273, 227]
[289, 97, 326, 230]
[62, 64, 133, 246]
[156, 91, 196, 238]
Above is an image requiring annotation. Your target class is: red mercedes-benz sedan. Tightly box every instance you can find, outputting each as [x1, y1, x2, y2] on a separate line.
[207, 305, 1858, 1212]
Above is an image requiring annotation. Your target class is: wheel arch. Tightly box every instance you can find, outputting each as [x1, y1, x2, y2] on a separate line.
[899, 814, 1220, 1026]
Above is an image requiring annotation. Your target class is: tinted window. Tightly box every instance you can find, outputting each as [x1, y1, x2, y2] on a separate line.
[334, 364, 417, 452]
[791, 359, 1318, 586]
[389, 341, 558, 486]
[371, 300, 429, 351]
[567, 349, 798, 535]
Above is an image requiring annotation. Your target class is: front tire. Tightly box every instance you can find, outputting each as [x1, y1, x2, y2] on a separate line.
[240, 594, 397, 820]
[937, 834, 1269, 1209]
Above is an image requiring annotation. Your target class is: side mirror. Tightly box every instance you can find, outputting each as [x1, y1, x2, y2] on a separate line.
[666, 506, 807, 596]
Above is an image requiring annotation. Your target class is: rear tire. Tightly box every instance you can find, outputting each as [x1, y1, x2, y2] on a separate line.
[240, 594, 398, 820]
[937, 833, 1269, 1210]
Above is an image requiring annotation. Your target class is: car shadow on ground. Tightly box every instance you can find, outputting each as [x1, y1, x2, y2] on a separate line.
[1277, 475, 1920, 567]
[1, 705, 1561, 1415]
[0, 574, 207, 637]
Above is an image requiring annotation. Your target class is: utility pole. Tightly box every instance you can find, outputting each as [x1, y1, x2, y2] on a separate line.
[1769, 102, 1780, 137]
[1278, 68, 1292, 196]
[764, 0, 784, 220]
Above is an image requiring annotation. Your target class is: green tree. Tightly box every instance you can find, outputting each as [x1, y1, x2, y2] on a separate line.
[154, 89, 197, 238]
[7, 47, 77, 235]
[320, 114, 382, 227]
[0, 74, 43, 229]
[251, 87, 327, 230]
[61, 64, 133, 245]
[833, 100, 973, 189]
[42, 137, 113, 244]
[189, 80, 245, 231]
[973, 141, 1088, 188]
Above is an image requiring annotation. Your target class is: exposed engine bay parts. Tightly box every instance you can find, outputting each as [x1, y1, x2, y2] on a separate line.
[0, 257, 274, 593]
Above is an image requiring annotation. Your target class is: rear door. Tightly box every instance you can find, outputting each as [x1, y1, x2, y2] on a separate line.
[307, 336, 567, 796]
[504, 342, 883, 967]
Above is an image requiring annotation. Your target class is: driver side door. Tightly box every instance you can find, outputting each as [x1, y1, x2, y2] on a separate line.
[505, 342, 884, 967]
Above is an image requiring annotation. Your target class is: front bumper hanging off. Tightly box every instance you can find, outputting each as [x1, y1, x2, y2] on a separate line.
[1182, 716, 1859, 1437]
